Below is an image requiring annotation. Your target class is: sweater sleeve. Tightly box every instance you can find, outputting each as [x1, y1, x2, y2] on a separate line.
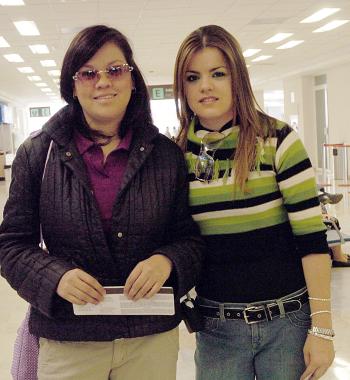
[0, 140, 76, 317]
[274, 124, 329, 256]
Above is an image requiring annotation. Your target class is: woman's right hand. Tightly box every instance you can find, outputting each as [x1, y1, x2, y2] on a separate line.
[56, 269, 106, 305]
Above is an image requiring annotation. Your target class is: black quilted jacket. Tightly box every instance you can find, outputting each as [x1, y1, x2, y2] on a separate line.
[0, 105, 204, 341]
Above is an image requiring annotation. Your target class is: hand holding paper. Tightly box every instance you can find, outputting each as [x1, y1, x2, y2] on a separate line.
[124, 254, 173, 300]
[73, 287, 175, 315]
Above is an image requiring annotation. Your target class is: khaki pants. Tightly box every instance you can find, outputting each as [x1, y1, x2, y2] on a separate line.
[38, 327, 179, 380]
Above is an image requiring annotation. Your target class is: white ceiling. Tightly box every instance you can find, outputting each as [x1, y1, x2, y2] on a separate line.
[1, 0, 350, 105]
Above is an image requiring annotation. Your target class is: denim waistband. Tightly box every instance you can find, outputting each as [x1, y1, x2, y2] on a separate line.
[197, 287, 307, 309]
[197, 287, 308, 323]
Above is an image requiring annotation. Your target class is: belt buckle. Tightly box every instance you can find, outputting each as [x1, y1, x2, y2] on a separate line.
[243, 306, 264, 324]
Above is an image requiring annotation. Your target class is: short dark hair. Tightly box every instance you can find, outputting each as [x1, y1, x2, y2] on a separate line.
[60, 25, 152, 132]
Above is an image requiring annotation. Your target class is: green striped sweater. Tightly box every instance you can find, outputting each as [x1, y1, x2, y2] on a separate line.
[186, 119, 328, 302]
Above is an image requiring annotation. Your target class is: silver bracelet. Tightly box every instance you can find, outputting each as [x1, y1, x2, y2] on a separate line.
[310, 310, 331, 317]
[308, 330, 334, 341]
[308, 297, 331, 302]
[309, 326, 335, 337]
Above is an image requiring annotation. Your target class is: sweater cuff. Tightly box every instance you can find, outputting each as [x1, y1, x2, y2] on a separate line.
[295, 230, 329, 257]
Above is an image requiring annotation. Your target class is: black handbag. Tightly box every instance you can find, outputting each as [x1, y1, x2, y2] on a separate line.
[181, 294, 204, 333]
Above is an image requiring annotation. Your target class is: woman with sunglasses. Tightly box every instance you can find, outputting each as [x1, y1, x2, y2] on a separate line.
[0, 25, 203, 380]
[174, 25, 334, 380]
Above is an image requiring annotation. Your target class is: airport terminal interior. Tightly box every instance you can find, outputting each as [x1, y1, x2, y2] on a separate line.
[1, 0, 350, 379]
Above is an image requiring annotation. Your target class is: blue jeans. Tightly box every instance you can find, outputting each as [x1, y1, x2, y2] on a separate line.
[195, 288, 310, 380]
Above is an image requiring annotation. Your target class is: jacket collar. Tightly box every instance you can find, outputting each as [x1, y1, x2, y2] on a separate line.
[41, 104, 160, 193]
[41, 104, 160, 148]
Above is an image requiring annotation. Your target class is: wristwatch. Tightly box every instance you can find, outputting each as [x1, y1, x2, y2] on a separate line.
[309, 326, 335, 337]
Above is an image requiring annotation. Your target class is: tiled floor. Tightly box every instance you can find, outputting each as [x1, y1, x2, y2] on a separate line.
[0, 166, 350, 379]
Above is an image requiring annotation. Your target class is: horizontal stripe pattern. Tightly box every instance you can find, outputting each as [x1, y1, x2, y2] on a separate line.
[186, 120, 326, 251]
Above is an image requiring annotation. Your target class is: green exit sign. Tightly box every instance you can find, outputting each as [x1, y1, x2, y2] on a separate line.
[148, 85, 174, 100]
[30, 107, 51, 117]
[152, 87, 165, 99]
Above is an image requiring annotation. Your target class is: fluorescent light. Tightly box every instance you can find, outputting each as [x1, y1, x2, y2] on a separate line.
[300, 8, 340, 23]
[0, 0, 24, 5]
[35, 83, 48, 87]
[313, 20, 349, 32]
[17, 66, 34, 73]
[29, 44, 49, 54]
[52, 78, 60, 84]
[243, 49, 261, 58]
[3, 53, 23, 62]
[251, 55, 272, 62]
[264, 33, 293, 43]
[40, 59, 56, 67]
[27, 75, 42, 81]
[13, 21, 40, 36]
[276, 40, 304, 49]
[0, 36, 10, 47]
[48, 70, 60, 77]
[41, 88, 52, 92]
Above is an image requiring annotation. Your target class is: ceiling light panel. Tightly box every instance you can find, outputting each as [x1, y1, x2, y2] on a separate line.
[313, 20, 349, 33]
[17, 66, 34, 73]
[27, 75, 41, 81]
[300, 8, 340, 23]
[0, 0, 24, 5]
[251, 55, 272, 62]
[0, 36, 10, 48]
[276, 40, 304, 49]
[243, 49, 261, 57]
[264, 33, 293, 43]
[40, 60, 56, 67]
[3, 53, 23, 62]
[41, 88, 52, 92]
[29, 44, 49, 54]
[48, 70, 60, 77]
[13, 21, 40, 36]
[35, 83, 47, 87]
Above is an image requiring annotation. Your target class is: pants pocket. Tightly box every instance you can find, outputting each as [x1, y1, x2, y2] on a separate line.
[286, 302, 311, 329]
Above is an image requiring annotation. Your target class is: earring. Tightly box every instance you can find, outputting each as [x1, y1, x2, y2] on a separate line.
[132, 87, 136, 92]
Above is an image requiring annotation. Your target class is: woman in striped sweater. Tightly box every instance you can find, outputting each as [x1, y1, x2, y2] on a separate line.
[174, 25, 334, 380]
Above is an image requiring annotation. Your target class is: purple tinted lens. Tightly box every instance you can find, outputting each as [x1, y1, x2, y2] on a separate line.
[108, 66, 125, 77]
[80, 70, 97, 81]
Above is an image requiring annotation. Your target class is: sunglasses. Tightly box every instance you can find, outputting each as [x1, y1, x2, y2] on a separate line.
[72, 64, 134, 84]
[195, 131, 226, 182]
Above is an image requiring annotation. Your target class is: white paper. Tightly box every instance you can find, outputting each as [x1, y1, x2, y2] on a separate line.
[73, 286, 175, 315]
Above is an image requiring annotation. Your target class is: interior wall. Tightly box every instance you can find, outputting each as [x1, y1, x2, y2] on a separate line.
[326, 61, 350, 177]
[326, 61, 350, 144]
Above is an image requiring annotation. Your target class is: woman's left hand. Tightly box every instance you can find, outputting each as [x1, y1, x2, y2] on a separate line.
[300, 334, 335, 380]
[123, 254, 173, 300]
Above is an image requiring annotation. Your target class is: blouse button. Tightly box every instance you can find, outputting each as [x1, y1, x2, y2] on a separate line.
[65, 151, 72, 157]
[140, 146, 145, 152]
[117, 232, 123, 238]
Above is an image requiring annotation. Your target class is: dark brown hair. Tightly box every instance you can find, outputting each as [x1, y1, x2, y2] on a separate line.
[60, 25, 152, 137]
[173, 25, 275, 190]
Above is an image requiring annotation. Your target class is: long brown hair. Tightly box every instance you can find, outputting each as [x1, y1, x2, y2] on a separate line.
[173, 25, 275, 190]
